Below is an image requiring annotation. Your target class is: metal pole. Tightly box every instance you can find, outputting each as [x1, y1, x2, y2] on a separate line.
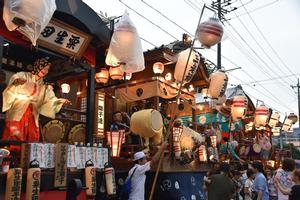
[86, 68, 95, 144]
[298, 78, 300, 127]
[217, 0, 221, 69]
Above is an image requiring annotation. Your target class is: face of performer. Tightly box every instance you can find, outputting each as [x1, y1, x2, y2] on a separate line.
[113, 112, 122, 123]
[37, 64, 50, 78]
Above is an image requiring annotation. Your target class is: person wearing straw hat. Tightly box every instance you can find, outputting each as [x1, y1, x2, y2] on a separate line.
[126, 142, 167, 200]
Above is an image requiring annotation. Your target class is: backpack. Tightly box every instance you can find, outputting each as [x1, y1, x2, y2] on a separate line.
[119, 167, 137, 200]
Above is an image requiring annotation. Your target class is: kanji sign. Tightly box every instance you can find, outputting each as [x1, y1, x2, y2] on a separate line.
[38, 19, 92, 58]
[96, 92, 105, 138]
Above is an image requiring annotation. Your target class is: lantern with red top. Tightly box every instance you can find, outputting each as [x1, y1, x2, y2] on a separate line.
[269, 112, 280, 128]
[198, 145, 207, 162]
[152, 62, 164, 75]
[109, 66, 123, 80]
[282, 118, 293, 132]
[231, 96, 247, 120]
[254, 105, 269, 130]
[95, 68, 109, 84]
[288, 113, 298, 124]
[106, 130, 125, 157]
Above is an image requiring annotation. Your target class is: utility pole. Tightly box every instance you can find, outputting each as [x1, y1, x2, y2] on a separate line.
[217, 0, 221, 69]
[291, 78, 300, 127]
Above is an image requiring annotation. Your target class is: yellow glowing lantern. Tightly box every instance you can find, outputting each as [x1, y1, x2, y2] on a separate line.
[61, 83, 70, 94]
[282, 118, 293, 132]
[231, 96, 247, 119]
[254, 105, 269, 129]
[106, 130, 125, 157]
[288, 113, 298, 124]
[173, 126, 183, 143]
[95, 68, 109, 84]
[153, 62, 164, 75]
[210, 135, 217, 148]
[125, 72, 132, 80]
[208, 70, 228, 99]
[269, 112, 280, 128]
[266, 160, 275, 168]
[109, 66, 123, 80]
[198, 145, 207, 162]
[272, 127, 280, 137]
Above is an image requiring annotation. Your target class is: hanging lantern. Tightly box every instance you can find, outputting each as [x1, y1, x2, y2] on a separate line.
[254, 105, 269, 129]
[165, 72, 172, 81]
[288, 113, 298, 124]
[210, 135, 217, 148]
[173, 142, 181, 159]
[174, 48, 201, 85]
[109, 66, 123, 80]
[106, 130, 125, 157]
[61, 83, 70, 94]
[231, 96, 247, 119]
[197, 17, 224, 48]
[282, 118, 293, 132]
[272, 127, 280, 137]
[105, 11, 145, 73]
[95, 68, 109, 84]
[207, 70, 228, 99]
[245, 122, 253, 132]
[201, 88, 209, 99]
[125, 72, 132, 80]
[198, 145, 207, 162]
[173, 126, 183, 142]
[188, 85, 194, 92]
[153, 62, 164, 75]
[269, 112, 280, 127]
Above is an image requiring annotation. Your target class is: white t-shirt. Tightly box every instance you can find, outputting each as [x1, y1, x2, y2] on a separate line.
[275, 168, 294, 200]
[128, 161, 151, 200]
[244, 178, 253, 200]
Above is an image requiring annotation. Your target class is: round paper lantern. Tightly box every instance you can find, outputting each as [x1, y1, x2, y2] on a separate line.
[288, 113, 298, 124]
[272, 127, 280, 137]
[95, 68, 109, 83]
[254, 105, 269, 129]
[165, 72, 172, 81]
[174, 48, 201, 85]
[282, 118, 293, 132]
[61, 83, 70, 94]
[109, 66, 123, 80]
[231, 96, 247, 119]
[208, 70, 228, 99]
[153, 62, 164, 74]
[268, 112, 280, 127]
[197, 17, 224, 48]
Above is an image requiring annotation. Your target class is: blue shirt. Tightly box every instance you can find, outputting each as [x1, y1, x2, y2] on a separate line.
[253, 172, 269, 200]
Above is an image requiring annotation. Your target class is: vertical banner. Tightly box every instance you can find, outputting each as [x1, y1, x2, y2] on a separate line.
[67, 145, 77, 168]
[95, 92, 105, 138]
[54, 143, 68, 188]
[76, 145, 86, 169]
[44, 143, 55, 168]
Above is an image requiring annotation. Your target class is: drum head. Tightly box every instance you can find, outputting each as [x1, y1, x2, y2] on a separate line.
[68, 124, 86, 144]
[151, 110, 163, 131]
[42, 120, 65, 143]
[253, 143, 262, 153]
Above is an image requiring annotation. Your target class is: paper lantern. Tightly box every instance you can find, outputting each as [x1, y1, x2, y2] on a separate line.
[231, 96, 247, 119]
[197, 17, 224, 48]
[282, 118, 293, 132]
[208, 70, 228, 99]
[254, 105, 269, 129]
[105, 11, 145, 73]
[288, 113, 298, 124]
[266, 160, 275, 168]
[269, 112, 280, 128]
[61, 83, 70, 94]
[201, 88, 209, 99]
[188, 85, 194, 92]
[198, 145, 207, 162]
[153, 62, 164, 74]
[3, 0, 56, 46]
[174, 48, 201, 85]
[272, 127, 280, 137]
[173, 126, 183, 142]
[106, 130, 125, 157]
[125, 72, 132, 80]
[210, 135, 217, 148]
[165, 73, 172, 81]
[95, 68, 109, 83]
[173, 142, 181, 159]
[109, 66, 123, 80]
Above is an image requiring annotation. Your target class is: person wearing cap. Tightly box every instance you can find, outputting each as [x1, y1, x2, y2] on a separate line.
[1, 57, 70, 143]
[126, 142, 167, 200]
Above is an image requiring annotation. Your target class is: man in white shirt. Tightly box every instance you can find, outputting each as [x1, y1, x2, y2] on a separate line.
[127, 142, 167, 200]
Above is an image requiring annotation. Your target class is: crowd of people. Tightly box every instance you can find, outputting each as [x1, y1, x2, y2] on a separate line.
[204, 158, 300, 200]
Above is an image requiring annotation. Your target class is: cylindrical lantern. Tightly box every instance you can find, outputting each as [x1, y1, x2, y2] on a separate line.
[282, 118, 293, 132]
[153, 62, 164, 74]
[165, 72, 172, 81]
[288, 113, 298, 124]
[254, 105, 269, 129]
[173, 126, 183, 142]
[5, 168, 22, 200]
[197, 17, 224, 48]
[174, 48, 201, 85]
[207, 70, 228, 99]
[245, 122, 253, 132]
[231, 96, 247, 119]
[269, 112, 280, 127]
[106, 131, 125, 157]
[173, 142, 181, 159]
[210, 135, 217, 148]
[85, 160, 96, 196]
[26, 160, 40, 200]
[125, 72, 132, 80]
[61, 83, 70, 94]
[95, 68, 109, 83]
[109, 66, 123, 80]
[104, 165, 116, 195]
[198, 145, 207, 162]
[272, 127, 280, 137]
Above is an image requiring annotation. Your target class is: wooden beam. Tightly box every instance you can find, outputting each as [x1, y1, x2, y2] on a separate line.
[192, 80, 208, 87]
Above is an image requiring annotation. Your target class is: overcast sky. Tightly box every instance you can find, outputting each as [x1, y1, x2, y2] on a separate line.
[84, 0, 300, 124]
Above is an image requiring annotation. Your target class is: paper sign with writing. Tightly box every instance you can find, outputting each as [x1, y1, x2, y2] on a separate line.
[54, 143, 68, 188]
[44, 143, 55, 168]
[29, 143, 45, 168]
[76, 146, 86, 169]
[67, 145, 77, 168]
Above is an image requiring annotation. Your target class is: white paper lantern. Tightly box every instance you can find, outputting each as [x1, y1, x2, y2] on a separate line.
[174, 48, 201, 85]
[197, 17, 224, 48]
[282, 118, 293, 132]
[288, 113, 298, 124]
[125, 72, 132, 80]
[254, 105, 269, 129]
[153, 62, 164, 74]
[95, 68, 109, 83]
[105, 11, 145, 73]
[210, 135, 217, 148]
[109, 66, 123, 80]
[272, 127, 280, 137]
[61, 83, 70, 94]
[188, 85, 194, 92]
[231, 96, 247, 119]
[208, 70, 228, 99]
[268, 112, 280, 128]
[201, 88, 209, 98]
[165, 73, 172, 81]
[245, 122, 253, 132]
[198, 145, 207, 162]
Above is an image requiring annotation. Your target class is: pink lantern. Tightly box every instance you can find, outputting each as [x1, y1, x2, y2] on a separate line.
[288, 113, 298, 124]
[109, 66, 123, 80]
[106, 130, 125, 157]
[153, 62, 164, 75]
[231, 96, 247, 119]
[95, 68, 109, 83]
[254, 105, 269, 129]
[197, 17, 224, 48]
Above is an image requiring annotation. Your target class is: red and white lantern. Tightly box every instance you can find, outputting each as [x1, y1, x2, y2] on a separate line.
[282, 118, 293, 132]
[153, 62, 164, 75]
[210, 135, 217, 148]
[198, 145, 207, 162]
[208, 70, 228, 99]
[231, 96, 247, 119]
[95, 68, 109, 83]
[197, 17, 224, 48]
[106, 130, 125, 157]
[268, 112, 280, 128]
[288, 113, 298, 124]
[173, 142, 181, 159]
[109, 66, 123, 80]
[254, 105, 269, 129]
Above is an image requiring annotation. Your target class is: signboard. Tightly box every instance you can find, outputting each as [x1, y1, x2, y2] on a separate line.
[54, 143, 68, 188]
[96, 93, 105, 138]
[38, 19, 92, 58]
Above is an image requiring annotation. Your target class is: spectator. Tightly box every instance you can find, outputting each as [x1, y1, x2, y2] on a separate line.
[110, 111, 130, 132]
[275, 158, 295, 200]
[275, 168, 300, 200]
[207, 162, 235, 200]
[265, 165, 278, 200]
[252, 161, 269, 200]
[244, 168, 255, 200]
[126, 142, 167, 200]
[232, 170, 243, 200]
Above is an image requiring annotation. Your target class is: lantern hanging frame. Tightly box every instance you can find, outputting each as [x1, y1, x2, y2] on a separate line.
[106, 130, 125, 157]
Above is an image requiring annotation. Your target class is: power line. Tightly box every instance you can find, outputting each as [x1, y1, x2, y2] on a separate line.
[241, 73, 300, 85]
[140, 36, 158, 47]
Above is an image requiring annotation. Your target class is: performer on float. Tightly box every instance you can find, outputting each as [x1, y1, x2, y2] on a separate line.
[2, 57, 70, 142]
